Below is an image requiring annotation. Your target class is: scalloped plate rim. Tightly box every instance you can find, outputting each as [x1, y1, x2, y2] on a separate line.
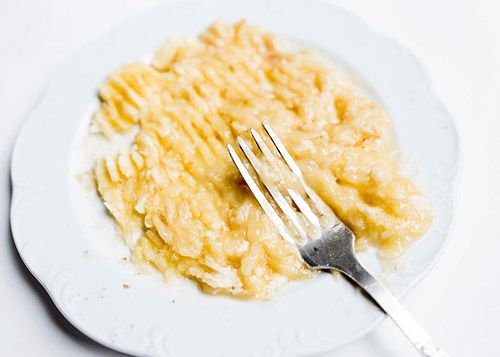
[10, 0, 460, 356]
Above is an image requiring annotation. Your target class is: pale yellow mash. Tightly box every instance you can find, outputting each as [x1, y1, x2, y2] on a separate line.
[92, 22, 433, 298]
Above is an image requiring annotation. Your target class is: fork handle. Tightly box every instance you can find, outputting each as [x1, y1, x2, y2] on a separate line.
[339, 260, 449, 357]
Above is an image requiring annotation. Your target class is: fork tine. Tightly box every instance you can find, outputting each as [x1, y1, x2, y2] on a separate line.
[287, 189, 321, 234]
[227, 143, 296, 245]
[250, 128, 321, 230]
[262, 121, 337, 228]
[236, 137, 308, 245]
[249, 128, 276, 163]
[261, 121, 302, 176]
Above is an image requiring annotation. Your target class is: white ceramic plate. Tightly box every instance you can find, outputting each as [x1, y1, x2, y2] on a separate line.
[10, 0, 460, 356]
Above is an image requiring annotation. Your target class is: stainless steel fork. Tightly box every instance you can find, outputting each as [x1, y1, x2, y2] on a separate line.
[227, 121, 448, 357]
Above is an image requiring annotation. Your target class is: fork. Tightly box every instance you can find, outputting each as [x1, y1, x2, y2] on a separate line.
[227, 121, 448, 357]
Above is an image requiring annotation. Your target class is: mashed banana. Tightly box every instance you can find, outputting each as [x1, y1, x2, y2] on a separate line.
[92, 22, 432, 298]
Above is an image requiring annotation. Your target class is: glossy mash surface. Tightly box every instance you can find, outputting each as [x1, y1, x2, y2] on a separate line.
[92, 22, 432, 298]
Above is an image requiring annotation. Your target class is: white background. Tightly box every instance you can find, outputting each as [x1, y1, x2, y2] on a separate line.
[1, 0, 499, 356]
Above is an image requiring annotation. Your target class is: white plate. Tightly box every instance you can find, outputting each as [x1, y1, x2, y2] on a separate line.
[10, 0, 460, 356]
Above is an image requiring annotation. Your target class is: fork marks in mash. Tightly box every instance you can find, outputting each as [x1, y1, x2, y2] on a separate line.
[91, 21, 432, 298]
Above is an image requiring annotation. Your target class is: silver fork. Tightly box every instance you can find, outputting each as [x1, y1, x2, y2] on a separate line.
[227, 121, 448, 357]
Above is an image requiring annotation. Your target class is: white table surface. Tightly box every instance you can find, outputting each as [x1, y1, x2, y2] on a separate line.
[1, 0, 499, 356]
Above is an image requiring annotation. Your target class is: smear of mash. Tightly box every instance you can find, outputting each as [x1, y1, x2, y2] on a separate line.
[92, 21, 432, 298]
